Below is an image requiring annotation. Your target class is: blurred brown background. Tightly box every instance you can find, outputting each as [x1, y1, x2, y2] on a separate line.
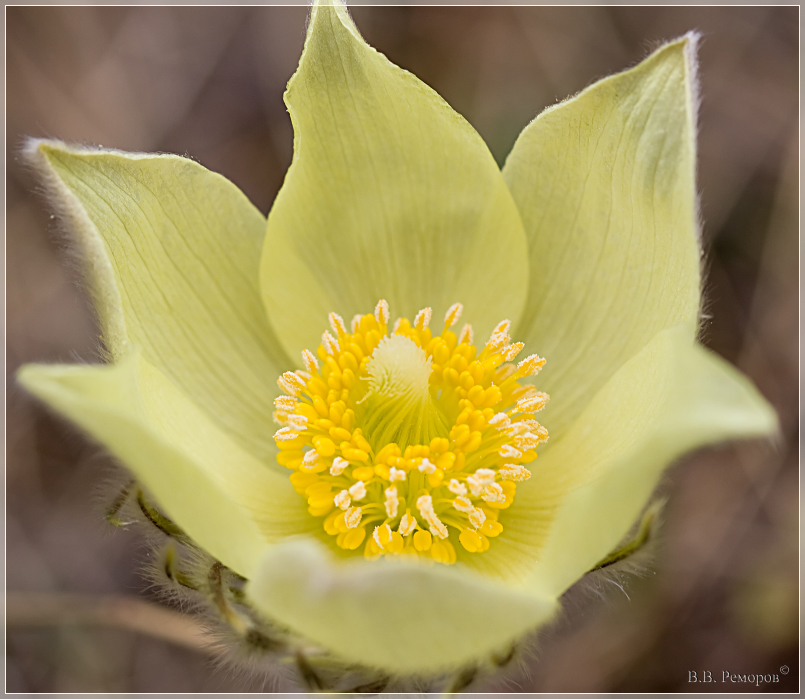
[6, 5, 799, 693]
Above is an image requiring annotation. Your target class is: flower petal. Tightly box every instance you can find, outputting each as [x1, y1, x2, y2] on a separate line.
[261, 0, 529, 359]
[27, 140, 292, 461]
[503, 37, 701, 439]
[18, 354, 317, 578]
[247, 538, 557, 673]
[483, 324, 776, 595]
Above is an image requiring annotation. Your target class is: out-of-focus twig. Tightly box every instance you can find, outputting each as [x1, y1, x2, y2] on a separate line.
[6, 590, 217, 655]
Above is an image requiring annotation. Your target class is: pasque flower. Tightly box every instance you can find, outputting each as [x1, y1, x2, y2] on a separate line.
[19, 0, 776, 682]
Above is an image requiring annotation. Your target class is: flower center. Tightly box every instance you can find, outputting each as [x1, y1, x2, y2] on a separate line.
[361, 334, 450, 451]
[273, 301, 549, 565]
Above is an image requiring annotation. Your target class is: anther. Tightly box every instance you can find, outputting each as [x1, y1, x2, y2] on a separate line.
[330, 457, 349, 476]
[274, 427, 301, 442]
[472, 468, 496, 484]
[329, 312, 347, 336]
[417, 494, 434, 516]
[429, 520, 449, 539]
[373, 523, 392, 548]
[301, 349, 319, 373]
[351, 314, 362, 333]
[514, 432, 542, 450]
[466, 469, 495, 496]
[274, 396, 297, 411]
[481, 483, 506, 503]
[417, 494, 448, 538]
[280, 413, 308, 431]
[499, 444, 522, 459]
[512, 417, 542, 434]
[302, 449, 321, 467]
[492, 319, 511, 336]
[485, 331, 509, 354]
[444, 303, 463, 328]
[516, 392, 550, 414]
[374, 299, 390, 325]
[334, 490, 351, 510]
[398, 513, 417, 536]
[498, 464, 532, 482]
[417, 458, 436, 474]
[322, 331, 340, 355]
[505, 421, 529, 437]
[414, 307, 432, 331]
[384, 486, 399, 518]
[447, 479, 467, 496]
[468, 508, 487, 529]
[278, 371, 306, 397]
[453, 495, 474, 513]
[488, 412, 511, 429]
[344, 506, 362, 529]
[503, 342, 525, 362]
[516, 354, 546, 378]
[348, 481, 367, 501]
[458, 323, 474, 344]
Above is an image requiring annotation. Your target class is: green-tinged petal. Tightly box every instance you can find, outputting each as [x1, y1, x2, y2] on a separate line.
[247, 538, 557, 673]
[261, 0, 529, 359]
[26, 140, 292, 461]
[503, 37, 701, 439]
[18, 354, 318, 578]
[493, 324, 776, 597]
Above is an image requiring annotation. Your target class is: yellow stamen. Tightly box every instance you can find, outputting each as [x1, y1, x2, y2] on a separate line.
[458, 323, 473, 345]
[384, 486, 399, 518]
[330, 457, 349, 476]
[468, 508, 486, 529]
[322, 331, 339, 355]
[348, 481, 367, 501]
[274, 395, 297, 411]
[278, 371, 306, 397]
[443, 302, 463, 329]
[516, 353, 546, 378]
[344, 506, 362, 529]
[301, 349, 319, 374]
[398, 512, 417, 536]
[498, 464, 532, 482]
[329, 312, 347, 336]
[273, 300, 550, 564]
[447, 479, 467, 496]
[414, 306, 432, 331]
[374, 299, 390, 325]
[516, 392, 550, 414]
[492, 319, 511, 336]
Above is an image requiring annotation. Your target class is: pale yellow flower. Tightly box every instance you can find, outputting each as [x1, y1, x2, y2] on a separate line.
[18, 0, 776, 678]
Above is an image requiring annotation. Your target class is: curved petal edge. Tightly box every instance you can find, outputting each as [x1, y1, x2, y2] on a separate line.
[504, 36, 702, 440]
[16, 354, 311, 578]
[518, 324, 778, 598]
[261, 0, 529, 359]
[247, 538, 557, 674]
[24, 138, 291, 461]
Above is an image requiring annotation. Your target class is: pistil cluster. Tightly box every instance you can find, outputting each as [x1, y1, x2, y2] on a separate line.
[273, 301, 549, 564]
